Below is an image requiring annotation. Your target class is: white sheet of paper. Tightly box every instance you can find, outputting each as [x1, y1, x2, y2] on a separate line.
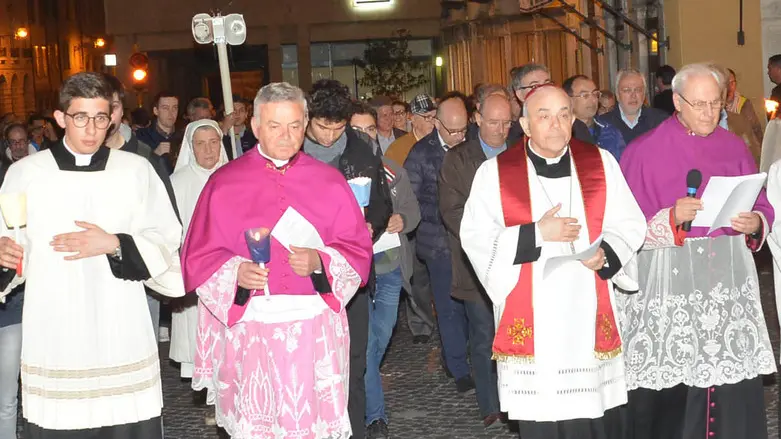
[271, 207, 325, 252]
[543, 234, 603, 279]
[690, 173, 766, 234]
[373, 232, 401, 254]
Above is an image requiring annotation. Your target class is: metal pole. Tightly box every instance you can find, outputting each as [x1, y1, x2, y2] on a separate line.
[217, 41, 237, 157]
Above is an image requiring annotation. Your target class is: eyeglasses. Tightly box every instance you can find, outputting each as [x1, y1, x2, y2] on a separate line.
[678, 94, 724, 112]
[436, 118, 468, 137]
[65, 112, 111, 129]
[7, 139, 27, 146]
[518, 80, 553, 91]
[619, 87, 645, 96]
[393, 110, 407, 116]
[571, 90, 601, 99]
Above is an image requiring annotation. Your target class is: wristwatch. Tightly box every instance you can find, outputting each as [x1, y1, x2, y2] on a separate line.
[112, 244, 122, 261]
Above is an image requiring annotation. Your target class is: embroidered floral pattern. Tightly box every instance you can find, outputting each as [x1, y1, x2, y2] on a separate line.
[192, 255, 358, 439]
[644, 208, 677, 250]
[617, 236, 776, 390]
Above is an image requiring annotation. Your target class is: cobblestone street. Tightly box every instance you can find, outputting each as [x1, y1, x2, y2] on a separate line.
[15, 255, 781, 438]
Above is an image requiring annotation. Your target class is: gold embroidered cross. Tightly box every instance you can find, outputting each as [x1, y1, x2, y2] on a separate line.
[508, 318, 533, 345]
[598, 314, 613, 341]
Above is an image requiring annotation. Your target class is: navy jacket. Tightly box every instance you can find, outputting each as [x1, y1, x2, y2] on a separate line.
[404, 131, 450, 261]
[600, 106, 669, 145]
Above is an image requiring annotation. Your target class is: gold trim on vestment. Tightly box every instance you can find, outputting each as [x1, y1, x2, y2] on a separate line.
[491, 353, 535, 364]
[23, 375, 160, 400]
[594, 347, 622, 360]
[21, 354, 159, 379]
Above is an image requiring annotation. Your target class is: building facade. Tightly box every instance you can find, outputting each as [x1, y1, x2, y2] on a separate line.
[0, 0, 106, 117]
[103, 0, 442, 109]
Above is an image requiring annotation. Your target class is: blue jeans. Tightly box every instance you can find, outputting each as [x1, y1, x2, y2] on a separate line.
[424, 255, 470, 380]
[0, 323, 22, 439]
[365, 267, 403, 425]
[464, 297, 500, 417]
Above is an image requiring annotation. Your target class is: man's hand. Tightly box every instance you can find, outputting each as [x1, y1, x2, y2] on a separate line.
[366, 222, 374, 236]
[673, 197, 703, 226]
[220, 113, 237, 133]
[731, 212, 762, 235]
[289, 246, 322, 277]
[386, 214, 404, 234]
[0, 237, 23, 271]
[537, 204, 580, 242]
[155, 142, 171, 156]
[237, 262, 269, 290]
[581, 247, 606, 271]
[51, 221, 120, 261]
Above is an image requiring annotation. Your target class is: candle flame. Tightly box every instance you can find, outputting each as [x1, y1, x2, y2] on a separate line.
[765, 99, 779, 114]
[254, 232, 261, 241]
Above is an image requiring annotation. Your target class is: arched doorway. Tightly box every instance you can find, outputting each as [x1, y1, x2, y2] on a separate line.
[23, 74, 34, 115]
[0, 75, 9, 115]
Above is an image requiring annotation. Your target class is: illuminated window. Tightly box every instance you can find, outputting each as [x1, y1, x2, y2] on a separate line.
[353, 0, 393, 10]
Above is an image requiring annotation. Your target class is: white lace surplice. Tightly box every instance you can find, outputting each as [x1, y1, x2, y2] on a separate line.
[618, 233, 776, 390]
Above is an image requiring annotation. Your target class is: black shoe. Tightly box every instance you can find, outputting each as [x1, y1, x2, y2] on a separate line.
[366, 419, 389, 439]
[412, 334, 430, 344]
[456, 376, 476, 394]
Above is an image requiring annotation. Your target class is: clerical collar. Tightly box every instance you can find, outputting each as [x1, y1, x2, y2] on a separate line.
[526, 141, 571, 178]
[256, 145, 289, 167]
[50, 138, 110, 172]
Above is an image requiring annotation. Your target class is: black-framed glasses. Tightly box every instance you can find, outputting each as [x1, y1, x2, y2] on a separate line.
[352, 125, 377, 136]
[678, 94, 723, 112]
[65, 112, 111, 129]
[571, 90, 601, 99]
[518, 79, 554, 91]
[436, 118, 468, 137]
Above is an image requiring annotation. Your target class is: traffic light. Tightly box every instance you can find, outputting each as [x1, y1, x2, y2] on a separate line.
[129, 52, 149, 91]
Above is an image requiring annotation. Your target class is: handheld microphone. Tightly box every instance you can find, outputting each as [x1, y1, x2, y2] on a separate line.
[682, 169, 702, 232]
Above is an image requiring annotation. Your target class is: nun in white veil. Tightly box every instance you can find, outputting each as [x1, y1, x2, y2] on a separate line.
[169, 119, 229, 378]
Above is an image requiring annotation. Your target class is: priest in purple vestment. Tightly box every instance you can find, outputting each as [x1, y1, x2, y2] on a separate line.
[180, 82, 373, 439]
[618, 63, 775, 439]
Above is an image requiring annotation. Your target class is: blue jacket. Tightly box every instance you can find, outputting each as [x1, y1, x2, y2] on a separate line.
[591, 117, 627, 161]
[404, 131, 450, 261]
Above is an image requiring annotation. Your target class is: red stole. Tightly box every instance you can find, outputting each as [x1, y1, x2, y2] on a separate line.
[493, 138, 621, 361]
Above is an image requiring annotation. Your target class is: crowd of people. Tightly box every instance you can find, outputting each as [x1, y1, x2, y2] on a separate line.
[0, 53, 780, 439]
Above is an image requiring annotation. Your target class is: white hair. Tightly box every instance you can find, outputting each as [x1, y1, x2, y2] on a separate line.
[614, 68, 647, 94]
[253, 82, 308, 119]
[672, 63, 723, 94]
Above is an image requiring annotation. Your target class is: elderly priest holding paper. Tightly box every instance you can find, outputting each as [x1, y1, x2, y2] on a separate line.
[180, 82, 373, 439]
[618, 63, 775, 439]
[460, 84, 646, 439]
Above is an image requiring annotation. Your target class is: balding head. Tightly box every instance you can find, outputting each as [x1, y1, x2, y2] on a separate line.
[435, 96, 468, 148]
[476, 94, 512, 148]
[519, 86, 574, 158]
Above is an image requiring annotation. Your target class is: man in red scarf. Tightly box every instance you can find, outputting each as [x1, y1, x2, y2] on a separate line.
[460, 85, 646, 439]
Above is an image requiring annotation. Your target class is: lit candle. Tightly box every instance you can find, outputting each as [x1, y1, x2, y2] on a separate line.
[765, 99, 779, 120]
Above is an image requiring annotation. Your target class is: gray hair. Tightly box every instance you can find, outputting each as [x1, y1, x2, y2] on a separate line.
[186, 97, 213, 117]
[511, 64, 549, 92]
[671, 63, 722, 95]
[253, 82, 308, 119]
[476, 83, 511, 110]
[615, 68, 647, 94]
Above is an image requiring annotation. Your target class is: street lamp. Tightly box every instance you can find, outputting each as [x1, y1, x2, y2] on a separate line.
[192, 12, 247, 156]
[15, 28, 28, 39]
[94, 38, 106, 48]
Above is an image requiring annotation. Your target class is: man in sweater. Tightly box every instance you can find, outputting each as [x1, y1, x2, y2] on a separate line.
[600, 69, 669, 145]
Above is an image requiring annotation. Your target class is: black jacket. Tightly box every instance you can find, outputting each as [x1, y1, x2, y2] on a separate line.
[335, 128, 393, 242]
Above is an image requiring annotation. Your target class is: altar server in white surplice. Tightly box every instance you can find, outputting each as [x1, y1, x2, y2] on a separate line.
[0, 72, 182, 439]
[460, 84, 646, 439]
